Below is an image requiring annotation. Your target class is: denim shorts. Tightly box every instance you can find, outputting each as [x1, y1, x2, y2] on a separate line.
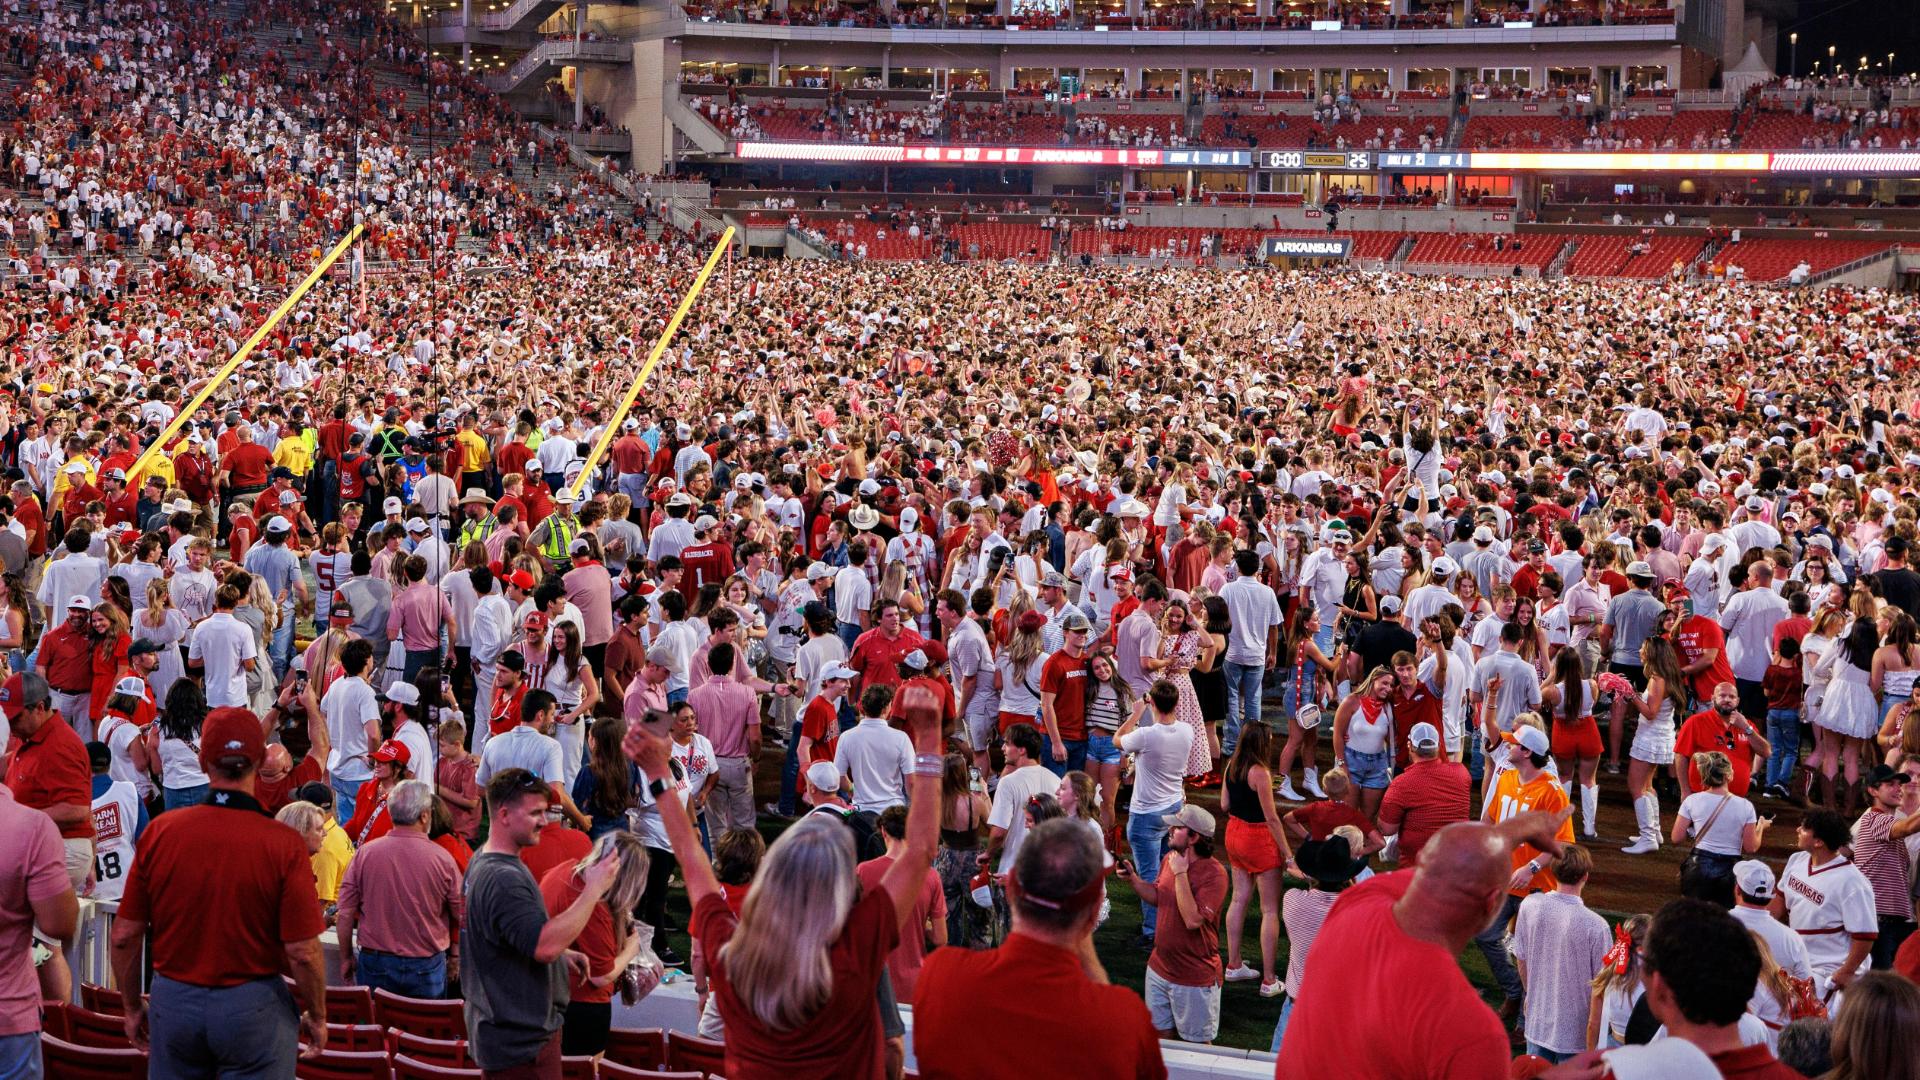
[1086, 730, 1124, 765]
[1346, 747, 1391, 790]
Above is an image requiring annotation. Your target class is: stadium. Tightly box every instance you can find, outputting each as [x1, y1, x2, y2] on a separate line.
[7, 0, 1920, 1077]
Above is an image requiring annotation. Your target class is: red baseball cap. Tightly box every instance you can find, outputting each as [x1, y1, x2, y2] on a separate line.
[507, 570, 537, 590]
[370, 740, 411, 766]
[198, 707, 266, 772]
[0, 671, 49, 721]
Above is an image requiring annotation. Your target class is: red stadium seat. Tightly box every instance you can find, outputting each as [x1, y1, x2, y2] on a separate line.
[603, 1027, 669, 1070]
[326, 985, 378, 1026]
[53, 1003, 134, 1048]
[389, 1031, 472, 1067]
[373, 989, 466, 1041]
[664, 1032, 727, 1075]
[326, 1023, 391, 1052]
[296, 1049, 396, 1080]
[39, 1033, 148, 1080]
[392, 1054, 483, 1080]
[595, 1066, 704, 1080]
[79, 982, 125, 1015]
[560, 1055, 598, 1080]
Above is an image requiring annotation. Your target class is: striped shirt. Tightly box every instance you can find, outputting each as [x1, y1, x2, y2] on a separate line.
[1282, 887, 1341, 998]
[1855, 808, 1914, 920]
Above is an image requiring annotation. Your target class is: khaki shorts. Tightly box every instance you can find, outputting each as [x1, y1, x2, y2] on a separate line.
[1145, 966, 1220, 1043]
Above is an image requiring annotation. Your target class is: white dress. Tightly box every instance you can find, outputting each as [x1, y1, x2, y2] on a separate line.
[134, 608, 190, 705]
[1816, 653, 1881, 740]
[1630, 698, 1676, 765]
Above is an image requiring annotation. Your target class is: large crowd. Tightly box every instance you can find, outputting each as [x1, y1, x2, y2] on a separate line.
[2, 4, 1920, 1080]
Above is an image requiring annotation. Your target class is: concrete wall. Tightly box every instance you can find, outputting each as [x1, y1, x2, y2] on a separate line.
[629, 38, 680, 173]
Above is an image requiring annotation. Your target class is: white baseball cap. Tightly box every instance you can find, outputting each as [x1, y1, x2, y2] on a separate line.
[1513, 725, 1551, 756]
[805, 761, 842, 792]
[1408, 722, 1440, 750]
[383, 496, 404, 515]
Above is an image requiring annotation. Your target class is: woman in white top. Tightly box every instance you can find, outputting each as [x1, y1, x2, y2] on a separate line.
[0, 572, 30, 673]
[134, 579, 190, 704]
[147, 680, 210, 813]
[543, 621, 601, 790]
[1670, 750, 1768, 907]
[1586, 914, 1651, 1050]
[1870, 608, 1920, 731]
[1813, 616, 1882, 809]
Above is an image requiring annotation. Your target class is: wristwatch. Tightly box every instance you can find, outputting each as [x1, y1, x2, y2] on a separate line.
[647, 777, 670, 799]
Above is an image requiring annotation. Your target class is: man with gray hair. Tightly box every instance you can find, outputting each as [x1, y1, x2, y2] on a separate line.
[335, 778, 464, 998]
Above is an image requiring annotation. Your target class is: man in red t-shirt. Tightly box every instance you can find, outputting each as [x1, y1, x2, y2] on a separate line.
[1120, 804, 1228, 1043]
[676, 517, 735, 600]
[1673, 682, 1771, 798]
[798, 664, 856, 768]
[1377, 723, 1471, 867]
[220, 427, 274, 494]
[1669, 586, 1735, 704]
[1389, 653, 1443, 770]
[1277, 810, 1581, 1076]
[916, 818, 1166, 1079]
[1039, 611, 1092, 770]
[856, 805, 947, 1003]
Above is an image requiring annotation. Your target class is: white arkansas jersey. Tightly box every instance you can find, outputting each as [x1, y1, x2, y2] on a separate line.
[89, 779, 142, 901]
[1779, 850, 1878, 987]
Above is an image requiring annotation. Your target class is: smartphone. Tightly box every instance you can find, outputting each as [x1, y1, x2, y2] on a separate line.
[636, 708, 674, 739]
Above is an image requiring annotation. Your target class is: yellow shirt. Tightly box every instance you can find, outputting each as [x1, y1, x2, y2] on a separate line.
[49, 457, 94, 508]
[131, 451, 175, 490]
[312, 819, 354, 902]
[455, 429, 490, 474]
[272, 434, 315, 477]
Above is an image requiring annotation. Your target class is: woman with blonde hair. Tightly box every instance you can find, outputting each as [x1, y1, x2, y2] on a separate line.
[1586, 914, 1651, 1050]
[1823, 971, 1920, 1080]
[134, 578, 189, 702]
[878, 561, 924, 624]
[541, 830, 660, 1056]
[1670, 750, 1767, 907]
[624, 685, 945, 1079]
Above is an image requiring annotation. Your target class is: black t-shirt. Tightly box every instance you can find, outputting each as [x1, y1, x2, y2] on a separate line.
[1354, 621, 1418, 682]
[1878, 567, 1920, 619]
[461, 852, 568, 1069]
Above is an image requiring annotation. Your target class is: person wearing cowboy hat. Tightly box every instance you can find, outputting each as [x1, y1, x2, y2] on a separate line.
[1269, 833, 1372, 1047]
[454, 488, 498, 550]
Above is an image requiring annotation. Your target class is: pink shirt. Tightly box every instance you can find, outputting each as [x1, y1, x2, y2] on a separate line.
[687, 676, 760, 757]
[387, 583, 454, 652]
[563, 564, 614, 647]
[0, 787, 70, 1035]
[335, 827, 464, 957]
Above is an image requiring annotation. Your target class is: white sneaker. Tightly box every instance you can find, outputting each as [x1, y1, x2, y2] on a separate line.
[1302, 774, 1327, 800]
[1224, 964, 1260, 982]
[1260, 979, 1286, 998]
[1278, 778, 1304, 802]
[1620, 836, 1660, 855]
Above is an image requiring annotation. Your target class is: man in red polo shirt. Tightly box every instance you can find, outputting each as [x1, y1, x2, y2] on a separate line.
[110, 706, 329, 1070]
[846, 599, 926, 697]
[1, 671, 94, 892]
[1389, 650, 1443, 771]
[914, 817, 1166, 1079]
[1673, 681, 1772, 798]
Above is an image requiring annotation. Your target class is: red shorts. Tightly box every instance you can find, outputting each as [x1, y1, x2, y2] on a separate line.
[1551, 715, 1603, 760]
[998, 711, 1037, 734]
[1224, 816, 1284, 875]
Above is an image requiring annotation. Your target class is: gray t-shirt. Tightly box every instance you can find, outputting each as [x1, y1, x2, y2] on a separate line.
[1603, 589, 1666, 666]
[462, 851, 567, 1069]
[243, 541, 302, 608]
